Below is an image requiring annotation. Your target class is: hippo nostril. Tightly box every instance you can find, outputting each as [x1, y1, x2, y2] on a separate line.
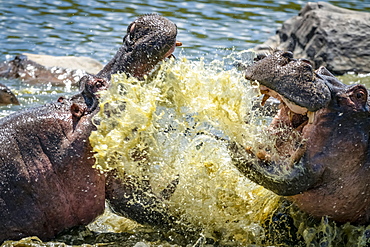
[300, 59, 313, 67]
[254, 53, 267, 61]
[281, 51, 294, 59]
[96, 81, 103, 89]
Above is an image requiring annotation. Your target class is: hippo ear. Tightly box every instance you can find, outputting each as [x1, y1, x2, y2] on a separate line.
[70, 103, 85, 120]
[316, 66, 335, 77]
[348, 85, 368, 110]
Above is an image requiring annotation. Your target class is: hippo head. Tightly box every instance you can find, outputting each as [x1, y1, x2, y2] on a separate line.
[228, 51, 370, 224]
[97, 14, 181, 80]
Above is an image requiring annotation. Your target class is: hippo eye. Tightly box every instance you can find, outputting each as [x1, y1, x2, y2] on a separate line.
[95, 82, 104, 91]
[356, 91, 366, 100]
[96, 82, 103, 88]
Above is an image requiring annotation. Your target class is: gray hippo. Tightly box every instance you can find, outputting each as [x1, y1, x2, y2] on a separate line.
[227, 51, 370, 224]
[0, 13, 180, 243]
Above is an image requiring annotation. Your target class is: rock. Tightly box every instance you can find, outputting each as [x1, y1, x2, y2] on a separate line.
[0, 54, 103, 86]
[23, 53, 103, 74]
[254, 2, 370, 75]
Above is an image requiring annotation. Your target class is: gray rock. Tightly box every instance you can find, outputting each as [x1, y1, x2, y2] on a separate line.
[254, 2, 370, 75]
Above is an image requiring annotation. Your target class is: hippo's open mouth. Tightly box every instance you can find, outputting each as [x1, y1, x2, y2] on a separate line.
[234, 51, 370, 225]
[245, 51, 333, 134]
[259, 85, 312, 131]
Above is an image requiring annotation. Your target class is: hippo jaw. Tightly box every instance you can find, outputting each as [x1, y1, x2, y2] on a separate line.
[230, 51, 367, 195]
[225, 52, 336, 196]
[97, 14, 181, 80]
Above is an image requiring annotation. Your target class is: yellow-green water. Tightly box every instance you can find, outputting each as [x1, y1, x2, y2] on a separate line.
[87, 56, 370, 246]
[90, 54, 280, 244]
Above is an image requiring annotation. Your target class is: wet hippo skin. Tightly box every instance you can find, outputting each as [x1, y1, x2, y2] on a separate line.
[0, 14, 180, 242]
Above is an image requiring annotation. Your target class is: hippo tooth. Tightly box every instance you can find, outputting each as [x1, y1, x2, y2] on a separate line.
[307, 111, 315, 124]
[288, 110, 294, 122]
[261, 94, 270, 106]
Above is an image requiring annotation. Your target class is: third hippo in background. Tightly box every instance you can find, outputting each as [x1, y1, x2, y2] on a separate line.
[0, 13, 181, 243]
[227, 51, 370, 224]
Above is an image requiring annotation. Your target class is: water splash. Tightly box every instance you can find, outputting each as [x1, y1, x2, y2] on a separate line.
[89, 55, 370, 246]
[89, 54, 284, 244]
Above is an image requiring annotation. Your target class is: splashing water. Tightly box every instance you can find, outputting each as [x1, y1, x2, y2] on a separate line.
[88, 54, 370, 246]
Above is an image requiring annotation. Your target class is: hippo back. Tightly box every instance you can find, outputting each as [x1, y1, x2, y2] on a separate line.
[0, 99, 105, 241]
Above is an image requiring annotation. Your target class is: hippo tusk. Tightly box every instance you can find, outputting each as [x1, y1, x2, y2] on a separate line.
[165, 40, 182, 59]
[307, 111, 315, 124]
[261, 94, 270, 106]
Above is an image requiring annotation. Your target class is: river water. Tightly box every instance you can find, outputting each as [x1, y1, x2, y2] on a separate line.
[1, 1, 370, 246]
[0, 0, 369, 109]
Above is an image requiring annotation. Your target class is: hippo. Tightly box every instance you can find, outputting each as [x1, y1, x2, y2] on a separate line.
[227, 50, 370, 224]
[0, 83, 19, 105]
[0, 13, 181, 243]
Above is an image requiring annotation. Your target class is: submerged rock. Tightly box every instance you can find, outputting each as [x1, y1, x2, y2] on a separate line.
[0, 54, 103, 86]
[254, 2, 370, 75]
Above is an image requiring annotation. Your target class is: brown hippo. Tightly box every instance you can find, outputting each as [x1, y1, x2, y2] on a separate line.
[227, 51, 370, 224]
[0, 13, 180, 243]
